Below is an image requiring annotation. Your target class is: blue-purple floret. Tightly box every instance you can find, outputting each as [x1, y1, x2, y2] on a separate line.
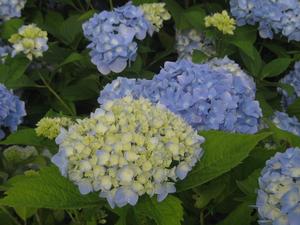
[0, 83, 26, 139]
[230, 0, 300, 41]
[272, 111, 300, 136]
[99, 57, 262, 134]
[82, 2, 153, 75]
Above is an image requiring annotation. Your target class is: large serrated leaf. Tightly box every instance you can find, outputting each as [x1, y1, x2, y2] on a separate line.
[0, 167, 102, 209]
[176, 131, 271, 191]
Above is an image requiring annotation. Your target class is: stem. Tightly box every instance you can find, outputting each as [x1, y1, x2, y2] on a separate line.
[109, 0, 113, 10]
[200, 211, 205, 225]
[0, 207, 22, 225]
[35, 211, 42, 225]
[38, 73, 75, 116]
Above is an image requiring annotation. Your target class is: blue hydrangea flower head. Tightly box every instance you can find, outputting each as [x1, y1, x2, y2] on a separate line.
[0, 83, 26, 139]
[230, 0, 300, 41]
[176, 29, 216, 60]
[257, 147, 300, 224]
[0, 0, 26, 23]
[272, 111, 300, 137]
[52, 97, 204, 208]
[278, 62, 300, 108]
[99, 57, 262, 134]
[82, 2, 153, 75]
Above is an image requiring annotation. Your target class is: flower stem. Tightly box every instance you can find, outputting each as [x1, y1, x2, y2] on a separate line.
[0, 207, 22, 225]
[38, 73, 75, 116]
[109, 0, 113, 10]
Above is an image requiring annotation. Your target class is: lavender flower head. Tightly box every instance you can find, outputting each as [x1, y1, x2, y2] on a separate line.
[256, 147, 300, 224]
[176, 29, 216, 60]
[230, 0, 300, 41]
[278, 62, 300, 108]
[0, 39, 11, 63]
[0, 83, 26, 140]
[272, 111, 300, 137]
[0, 0, 26, 23]
[99, 57, 262, 134]
[82, 2, 153, 75]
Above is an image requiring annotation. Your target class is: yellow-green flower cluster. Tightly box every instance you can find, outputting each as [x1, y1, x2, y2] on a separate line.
[205, 10, 236, 35]
[52, 96, 204, 208]
[140, 3, 171, 32]
[9, 24, 48, 60]
[35, 117, 73, 140]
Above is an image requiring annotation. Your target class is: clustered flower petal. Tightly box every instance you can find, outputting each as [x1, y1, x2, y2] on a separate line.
[176, 29, 216, 60]
[82, 2, 153, 75]
[139, 3, 171, 32]
[99, 57, 262, 134]
[35, 117, 74, 140]
[9, 24, 48, 60]
[230, 0, 300, 41]
[0, 0, 26, 23]
[272, 111, 300, 137]
[0, 83, 26, 140]
[205, 10, 236, 35]
[278, 62, 300, 108]
[256, 147, 300, 225]
[3, 145, 37, 163]
[52, 96, 204, 208]
[0, 39, 11, 63]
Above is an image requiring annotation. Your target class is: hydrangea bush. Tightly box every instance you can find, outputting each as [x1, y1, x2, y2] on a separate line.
[0, 0, 300, 224]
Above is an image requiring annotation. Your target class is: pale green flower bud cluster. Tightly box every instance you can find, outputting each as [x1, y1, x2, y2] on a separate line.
[140, 3, 171, 32]
[35, 117, 74, 140]
[52, 96, 204, 208]
[9, 24, 48, 60]
[3, 145, 37, 164]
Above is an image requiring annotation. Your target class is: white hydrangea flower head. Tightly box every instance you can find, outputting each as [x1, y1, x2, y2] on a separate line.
[9, 24, 48, 60]
[52, 96, 205, 208]
[140, 3, 171, 32]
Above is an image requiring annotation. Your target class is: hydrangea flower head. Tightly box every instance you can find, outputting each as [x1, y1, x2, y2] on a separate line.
[52, 96, 204, 208]
[278, 62, 300, 108]
[230, 0, 300, 41]
[0, 0, 26, 23]
[35, 117, 74, 140]
[272, 111, 300, 137]
[205, 10, 236, 35]
[176, 29, 216, 60]
[0, 83, 26, 140]
[139, 3, 171, 32]
[0, 39, 11, 63]
[9, 24, 48, 60]
[257, 147, 300, 224]
[99, 57, 262, 134]
[82, 2, 153, 75]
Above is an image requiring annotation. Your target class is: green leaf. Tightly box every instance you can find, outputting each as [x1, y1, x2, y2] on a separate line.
[239, 48, 263, 77]
[287, 98, 300, 121]
[134, 196, 183, 225]
[176, 131, 271, 191]
[133, 0, 158, 4]
[236, 169, 261, 196]
[0, 167, 102, 209]
[192, 50, 208, 63]
[0, 19, 23, 40]
[14, 207, 37, 221]
[261, 58, 292, 78]
[216, 202, 252, 225]
[232, 41, 256, 60]
[0, 128, 56, 151]
[59, 15, 83, 45]
[58, 52, 83, 68]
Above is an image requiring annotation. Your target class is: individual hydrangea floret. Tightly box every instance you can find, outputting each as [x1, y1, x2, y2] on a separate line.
[272, 111, 300, 137]
[0, 39, 11, 63]
[176, 29, 216, 60]
[0, 0, 26, 23]
[256, 147, 300, 224]
[278, 62, 300, 108]
[230, 0, 300, 41]
[3, 145, 37, 164]
[9, 24, 48, 60]
[52, 96, 204, 208]
[0, 83, 26, 140]
[82, 2, 153, 75]
[35, 117, 73, 140]
[139, 3, 171, 32]
[205, 10, 236, 35]
[99, 57, 262, 134]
